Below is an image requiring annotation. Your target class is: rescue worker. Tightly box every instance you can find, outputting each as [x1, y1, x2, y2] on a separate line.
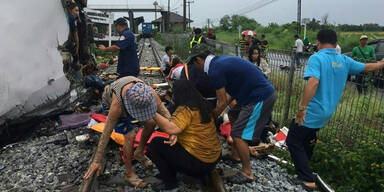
[187, 44, 276, 184]
[98, 18, 140, 78]
[83, 76, 172, 188]
[190, 28, 206, 48]
[287, 29, 384, 190]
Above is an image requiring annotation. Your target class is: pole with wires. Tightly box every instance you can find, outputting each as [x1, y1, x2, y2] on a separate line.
[187, 1, 194, 29]
[167, 0, 170, 32]
[297, 0, 301, 35]
[183, 0, 186, 32]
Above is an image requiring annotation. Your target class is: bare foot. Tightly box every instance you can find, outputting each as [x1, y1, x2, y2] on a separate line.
[303, 181, 317, 189]
[240, 171, 255, 180]
[125, 173, 146, 188]
[249, 146, 259, 156]
[133, 150, 153, 168]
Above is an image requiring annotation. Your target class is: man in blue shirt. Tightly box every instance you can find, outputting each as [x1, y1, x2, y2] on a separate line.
[98, 18, 139, 78]
[187, 44, 276, 184]
[286, 29, 384, 190]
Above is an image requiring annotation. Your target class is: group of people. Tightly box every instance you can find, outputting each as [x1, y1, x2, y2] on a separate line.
[80, 16, 384, 192]
[240, 33, 269, 58]
[81, 17, 277, 191]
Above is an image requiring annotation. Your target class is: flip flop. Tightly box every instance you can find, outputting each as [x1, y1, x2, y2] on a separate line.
[290, 178, 317, 191]
[227, 172, 254, 184]
[125, 175, 147, 188]
[134, 154, 153, 168]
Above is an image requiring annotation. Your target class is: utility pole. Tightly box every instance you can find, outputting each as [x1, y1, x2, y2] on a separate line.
[297, 0, 301, 35]
[167, 0, 170, 32]
[187, 1, 194, 29]
[153, 1, 158, 20]
[207, 18, 210, 29]
[183, 0, 186, 32]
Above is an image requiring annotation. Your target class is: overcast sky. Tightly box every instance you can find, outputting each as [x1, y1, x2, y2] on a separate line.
[88, 0, 384, 27]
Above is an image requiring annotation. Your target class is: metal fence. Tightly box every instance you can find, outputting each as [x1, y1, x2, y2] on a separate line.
[156, 34, 384, 144]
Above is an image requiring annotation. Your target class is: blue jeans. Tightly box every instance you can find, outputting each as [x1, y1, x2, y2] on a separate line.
[295, 52, 302, 67]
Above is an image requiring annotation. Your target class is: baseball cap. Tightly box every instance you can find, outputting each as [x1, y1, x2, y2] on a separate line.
[115, 17, 128, 26]
[360, 35, 368, 40]
[123, 82, 157, 122]
[185, 43, 212, 64]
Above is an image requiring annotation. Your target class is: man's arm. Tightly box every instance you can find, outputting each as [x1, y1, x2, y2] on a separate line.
[152, 88, 171, 119]
[351, 47, 358, 58]
[213, 88, 228, 118]
[296, 77, 319, 126]
[370, 47, 377, 61]
[73, 31, 79, 55]
[99, 45, 120, 52]
[93, 94, 122, 162]
[364, 59, 384, 72]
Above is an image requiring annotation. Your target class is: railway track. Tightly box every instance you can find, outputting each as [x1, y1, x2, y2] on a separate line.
[0, 38, 332, 192]
[79, 38, 228, 192]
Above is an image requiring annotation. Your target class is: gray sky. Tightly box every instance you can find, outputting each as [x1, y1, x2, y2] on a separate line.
[88, 0, 384, 27]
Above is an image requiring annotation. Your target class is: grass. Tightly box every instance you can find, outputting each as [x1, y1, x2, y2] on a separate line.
[267, 70, 384, 144]
[215, 30, 384, 53]
[155, 32, 384, 144]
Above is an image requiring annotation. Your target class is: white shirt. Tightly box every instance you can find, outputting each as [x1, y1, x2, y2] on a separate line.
[203, 55, 215, 74]
[295, 39, 304, 53]
[161, 54, 171, 71]
[168, 65, 184, 80]
[336, 44, 341, 54]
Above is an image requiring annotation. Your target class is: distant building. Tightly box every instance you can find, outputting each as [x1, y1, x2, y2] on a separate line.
[152, 12, 193, 32]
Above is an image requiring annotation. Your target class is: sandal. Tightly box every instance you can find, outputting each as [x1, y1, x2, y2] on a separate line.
[290, 178, 317, 191]
[125, 175, 147, 188]
[227, 172, 254, 184]
[134, 154, 153, 168]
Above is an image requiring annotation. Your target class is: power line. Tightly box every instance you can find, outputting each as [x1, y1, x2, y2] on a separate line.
[193, 0, 279, 27]
[235, 0, 279, 15]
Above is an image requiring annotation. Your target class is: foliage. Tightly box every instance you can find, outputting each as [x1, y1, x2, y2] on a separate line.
[311, 139, 384, 192]
[214, 15, 384, 52]
[219, 14, 260, 31]
[90, 43, 117, 64]
[273, 138, 384, 192]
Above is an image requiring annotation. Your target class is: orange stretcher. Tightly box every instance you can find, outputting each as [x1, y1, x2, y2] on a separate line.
[90, 123, 169, 147]
[140, 67, 161, 72]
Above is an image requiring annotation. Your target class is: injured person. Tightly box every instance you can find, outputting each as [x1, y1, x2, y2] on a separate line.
[83, 76, 171, 188]
[148, 80, 222, 192]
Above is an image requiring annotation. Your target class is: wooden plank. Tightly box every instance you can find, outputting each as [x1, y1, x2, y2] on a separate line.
[78, 149, 107, 192]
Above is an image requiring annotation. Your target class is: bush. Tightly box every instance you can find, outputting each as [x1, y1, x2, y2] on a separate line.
[311, 139, 384, 192]
[274, 139, 384, 192]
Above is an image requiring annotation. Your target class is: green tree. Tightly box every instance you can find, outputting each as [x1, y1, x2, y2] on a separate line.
[219, 15, 231, 31]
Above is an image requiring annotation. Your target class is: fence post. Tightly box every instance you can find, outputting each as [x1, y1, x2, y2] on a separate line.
[283, 50, 296, 123]
[235, 45, 239, 57]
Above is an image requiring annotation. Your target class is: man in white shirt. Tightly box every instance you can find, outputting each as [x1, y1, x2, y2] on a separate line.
[294, 35, 304, 67]
[161, 46, 173, 75]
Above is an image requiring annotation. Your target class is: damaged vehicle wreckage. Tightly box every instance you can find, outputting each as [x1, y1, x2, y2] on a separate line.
[0, 1, 337, 192]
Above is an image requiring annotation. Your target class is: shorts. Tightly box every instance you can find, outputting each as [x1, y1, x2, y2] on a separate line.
[101, 104, 133, 135]
[114, 117, 133, 135]
[230, 93, 276, 142]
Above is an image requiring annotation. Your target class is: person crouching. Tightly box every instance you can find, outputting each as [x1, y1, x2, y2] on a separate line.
[148, 80, 222, 191]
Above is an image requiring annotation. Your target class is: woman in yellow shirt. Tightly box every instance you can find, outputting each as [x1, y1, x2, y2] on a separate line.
[148, 80, 222, 192]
